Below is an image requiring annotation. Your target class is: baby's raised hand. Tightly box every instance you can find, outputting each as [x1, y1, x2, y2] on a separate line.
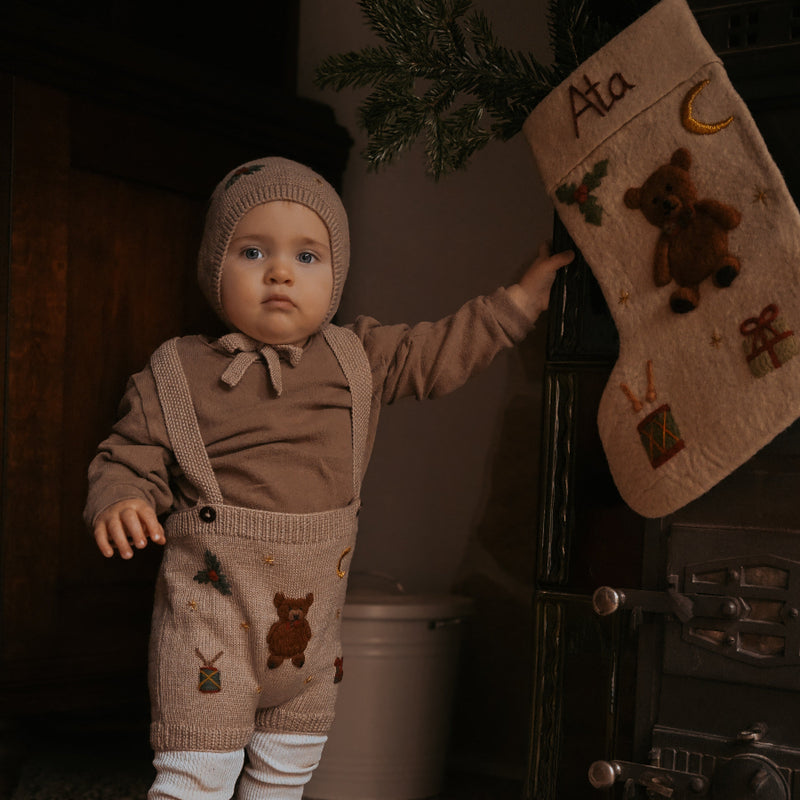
[508, 241, 575, 320]
[93, 498, 165, 559]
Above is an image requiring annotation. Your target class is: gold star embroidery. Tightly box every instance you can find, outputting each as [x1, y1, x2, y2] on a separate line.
[255, 685, 262, 694]
[710, 331, 723, 348]
[240, 621, 250, 631]
[263, 555, 276, 566]
[304, 675, 314, 684]
[753, 187, 768, 205]
[618, 290, 630, 306]
[188, 600, 198, 611]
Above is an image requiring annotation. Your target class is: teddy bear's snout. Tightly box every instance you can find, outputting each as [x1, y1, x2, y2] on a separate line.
[661, 195, 680, 214]
[654, 194, 684, 227]
[288, 608, 303, 621]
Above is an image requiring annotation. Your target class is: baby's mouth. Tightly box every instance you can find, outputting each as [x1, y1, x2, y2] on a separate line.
[263, 294, 294, 308]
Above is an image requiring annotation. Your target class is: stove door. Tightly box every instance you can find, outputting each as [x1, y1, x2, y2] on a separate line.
[590, 524, 800, 799]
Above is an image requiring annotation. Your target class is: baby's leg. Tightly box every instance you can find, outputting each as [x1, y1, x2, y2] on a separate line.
[237, 731, 327, 800]
[148, 749, 244, 800]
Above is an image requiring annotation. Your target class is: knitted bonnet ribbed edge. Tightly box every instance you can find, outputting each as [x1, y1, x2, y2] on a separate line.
[197, 157, 350, 330]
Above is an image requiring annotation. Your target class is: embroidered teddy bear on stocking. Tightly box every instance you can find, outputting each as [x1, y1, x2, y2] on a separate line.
[524, 0, 800, 517]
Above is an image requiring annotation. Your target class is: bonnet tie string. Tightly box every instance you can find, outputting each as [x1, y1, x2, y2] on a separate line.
[217, 333, 303, 396]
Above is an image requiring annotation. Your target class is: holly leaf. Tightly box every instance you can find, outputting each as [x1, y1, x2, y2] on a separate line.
[194, 550, 233, 596]
[555, 182, 577, 205]
[583, 159, 608, 192]
[581, 195, 603, 226]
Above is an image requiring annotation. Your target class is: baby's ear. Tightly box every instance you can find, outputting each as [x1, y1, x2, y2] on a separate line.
[624, 187, 642, 209]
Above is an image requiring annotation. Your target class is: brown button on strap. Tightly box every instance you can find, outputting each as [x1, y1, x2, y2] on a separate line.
[199, 506, 217, 523]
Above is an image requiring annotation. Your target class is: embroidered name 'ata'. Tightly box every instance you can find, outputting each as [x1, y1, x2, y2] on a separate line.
[569, 73, 636, 138]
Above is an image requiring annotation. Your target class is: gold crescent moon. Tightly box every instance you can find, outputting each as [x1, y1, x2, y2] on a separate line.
[681, 79, 734, 135]
[336, 547, 352, 579]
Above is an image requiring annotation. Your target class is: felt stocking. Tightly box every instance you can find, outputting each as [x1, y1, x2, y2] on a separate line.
[524, 0, 800, 517]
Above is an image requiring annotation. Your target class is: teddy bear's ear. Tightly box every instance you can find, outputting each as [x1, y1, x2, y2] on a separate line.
[671, 147, 692, 170]
[305, 592, 314, 606]
[274, 592, 285, 607]
[624, 187, 642, 209]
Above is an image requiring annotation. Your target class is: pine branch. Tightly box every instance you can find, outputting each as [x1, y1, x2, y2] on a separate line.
[315, 0, 653, 178]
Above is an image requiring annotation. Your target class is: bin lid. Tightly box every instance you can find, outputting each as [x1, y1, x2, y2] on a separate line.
[342, 591, 474, 621]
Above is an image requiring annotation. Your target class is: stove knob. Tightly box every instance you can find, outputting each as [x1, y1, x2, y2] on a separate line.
[588, 760, 621, 789]
[592, 587, 624, 616]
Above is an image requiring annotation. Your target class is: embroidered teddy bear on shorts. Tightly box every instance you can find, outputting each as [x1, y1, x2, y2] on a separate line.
[624, 147, 742, 314]
[267, 592, 314, 669]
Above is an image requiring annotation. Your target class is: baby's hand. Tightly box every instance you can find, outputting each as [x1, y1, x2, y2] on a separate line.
[93, 498, 165, 559]
[508, 241, 575, 320]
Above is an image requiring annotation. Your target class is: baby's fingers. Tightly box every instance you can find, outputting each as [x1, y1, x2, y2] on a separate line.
[139, 506, 165, 546]
[537, 241, 574, 271]
[105, 515, 137, 559]
[120, 507, 149, 551]
[93, 522, 115, 559]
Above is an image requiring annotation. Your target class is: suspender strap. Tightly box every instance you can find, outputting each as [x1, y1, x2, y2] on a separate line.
[150, 338, 224, 505]
[322, 324, 372, 498]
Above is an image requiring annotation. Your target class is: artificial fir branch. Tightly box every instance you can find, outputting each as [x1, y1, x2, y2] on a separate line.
[316, 0, 557, 177]
[315, 0, 657, 178]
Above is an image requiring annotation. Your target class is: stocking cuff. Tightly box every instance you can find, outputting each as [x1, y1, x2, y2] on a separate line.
[524, 0, 719, 194]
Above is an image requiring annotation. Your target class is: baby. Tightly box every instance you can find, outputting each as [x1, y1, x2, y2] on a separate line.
[85, 157, 573, 800]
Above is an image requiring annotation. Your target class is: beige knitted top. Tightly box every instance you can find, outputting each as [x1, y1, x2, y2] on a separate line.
[85, 288, 533, 524]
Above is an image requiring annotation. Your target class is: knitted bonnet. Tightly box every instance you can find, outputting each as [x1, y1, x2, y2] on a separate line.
[198, 157, 350, 329]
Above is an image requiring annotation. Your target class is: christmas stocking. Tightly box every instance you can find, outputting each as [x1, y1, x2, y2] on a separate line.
[523, 0, 800, 517]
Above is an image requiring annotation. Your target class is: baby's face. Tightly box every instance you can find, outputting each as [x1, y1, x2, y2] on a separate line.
[221, 201, 334, 346]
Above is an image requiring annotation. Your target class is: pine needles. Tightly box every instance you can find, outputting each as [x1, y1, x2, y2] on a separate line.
[315, 0, 655, 179]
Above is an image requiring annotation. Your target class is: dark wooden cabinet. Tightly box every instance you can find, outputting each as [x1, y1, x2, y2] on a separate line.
[0, 3, 350, 785]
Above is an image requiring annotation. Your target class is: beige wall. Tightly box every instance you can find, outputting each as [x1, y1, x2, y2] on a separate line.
[298, 0, 555, 778]
[298, 0, 553, 594]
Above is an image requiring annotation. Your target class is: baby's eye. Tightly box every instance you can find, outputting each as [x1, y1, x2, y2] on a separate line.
[298, 251, 316, 264]
[243, 247, 262, 260]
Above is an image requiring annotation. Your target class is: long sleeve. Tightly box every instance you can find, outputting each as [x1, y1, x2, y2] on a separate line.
[84, 370, 177, 527]
[84, 287, 536, 524]
[352, 286, 535, 406]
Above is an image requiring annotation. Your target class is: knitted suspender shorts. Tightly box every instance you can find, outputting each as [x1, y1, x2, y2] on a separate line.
[147, 325, 372, 753]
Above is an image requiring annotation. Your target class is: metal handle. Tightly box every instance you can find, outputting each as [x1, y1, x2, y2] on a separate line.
[592, 585, 694, 622]
[588, 760, 708, 796]
[592, 583, 747, 625]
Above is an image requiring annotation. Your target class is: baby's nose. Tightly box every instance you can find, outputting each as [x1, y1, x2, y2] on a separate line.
[266, 260, 294, 283]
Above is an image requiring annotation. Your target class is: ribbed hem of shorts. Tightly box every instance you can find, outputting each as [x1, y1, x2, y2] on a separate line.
[254, 707, 334, 735]
[150, 722, 254, 753]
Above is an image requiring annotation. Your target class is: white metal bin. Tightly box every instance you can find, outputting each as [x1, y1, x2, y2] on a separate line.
[305, 589, 473, 800]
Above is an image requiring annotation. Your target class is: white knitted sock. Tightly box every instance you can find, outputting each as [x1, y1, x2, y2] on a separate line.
[148, 748, 244, 800]
[236, 731, 327, 800]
